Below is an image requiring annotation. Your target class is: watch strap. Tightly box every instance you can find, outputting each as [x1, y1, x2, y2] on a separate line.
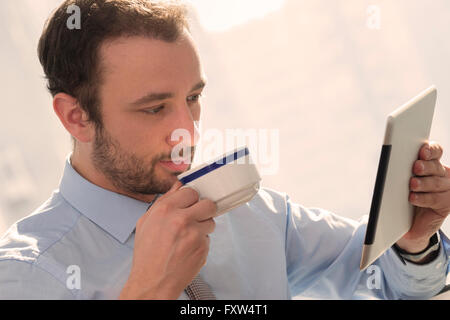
[394, 233, 440, 263]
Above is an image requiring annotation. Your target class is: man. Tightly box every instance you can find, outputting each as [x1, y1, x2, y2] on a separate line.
[0, 0, 449, 300]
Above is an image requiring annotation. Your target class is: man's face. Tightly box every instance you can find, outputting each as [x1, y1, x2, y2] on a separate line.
[91, 32, 204, 196]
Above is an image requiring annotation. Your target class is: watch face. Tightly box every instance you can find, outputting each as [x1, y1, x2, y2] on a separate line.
[430, 233, 440, 246]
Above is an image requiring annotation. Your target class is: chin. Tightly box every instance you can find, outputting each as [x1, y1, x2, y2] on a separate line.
[159, 171, 179, 185]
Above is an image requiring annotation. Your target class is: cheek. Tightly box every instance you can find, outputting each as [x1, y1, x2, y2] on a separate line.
[106, 113, 167, 153]
[191, 104, 201, 120]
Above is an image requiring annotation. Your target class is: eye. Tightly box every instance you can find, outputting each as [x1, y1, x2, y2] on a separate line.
[143, 105, 165, 115]
[187, 93, 202, 103]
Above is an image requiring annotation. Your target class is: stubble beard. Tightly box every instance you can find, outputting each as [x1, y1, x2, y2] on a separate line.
[91, 126, 182, 196]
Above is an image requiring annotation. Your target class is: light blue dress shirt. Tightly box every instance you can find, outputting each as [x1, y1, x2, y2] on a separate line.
[0, 156, 449, 299]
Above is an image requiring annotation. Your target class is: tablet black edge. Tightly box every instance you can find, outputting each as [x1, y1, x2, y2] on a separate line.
[364, 144, 392, 245]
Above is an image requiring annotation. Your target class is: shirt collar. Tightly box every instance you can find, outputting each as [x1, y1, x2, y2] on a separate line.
[59, 155, 153, 244]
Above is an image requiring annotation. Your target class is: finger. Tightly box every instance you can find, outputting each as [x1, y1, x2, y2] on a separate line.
[165, 187, 200, 209]
[158, 180, 183, 201]
[143, 182, 183, 218]
[413, 160, 447, 177]
[196, 218, 216, 235]
[419, 142, 444, 161]
[185, 199, 217, 222]
[409, 190, 450, 212]
[410, 176, 450, 193]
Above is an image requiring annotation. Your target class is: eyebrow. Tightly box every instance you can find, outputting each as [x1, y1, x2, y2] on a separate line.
[130, 80, 207, 107]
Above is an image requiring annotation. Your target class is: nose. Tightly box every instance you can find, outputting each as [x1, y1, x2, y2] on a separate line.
[166, 102, 200, 148]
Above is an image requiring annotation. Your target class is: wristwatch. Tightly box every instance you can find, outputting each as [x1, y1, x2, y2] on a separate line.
[394, 233, 441, 263]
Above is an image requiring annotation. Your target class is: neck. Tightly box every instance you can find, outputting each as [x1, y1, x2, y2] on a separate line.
[70, 147, 156, 204]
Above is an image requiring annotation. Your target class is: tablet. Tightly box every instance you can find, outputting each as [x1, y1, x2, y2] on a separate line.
[360, 86, 437, 271]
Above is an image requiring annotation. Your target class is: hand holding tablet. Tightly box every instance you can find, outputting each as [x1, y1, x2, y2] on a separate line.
[360, 86, 439, 270]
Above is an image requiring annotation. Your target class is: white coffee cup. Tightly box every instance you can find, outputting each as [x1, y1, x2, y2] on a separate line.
[177, 146, 261, 216]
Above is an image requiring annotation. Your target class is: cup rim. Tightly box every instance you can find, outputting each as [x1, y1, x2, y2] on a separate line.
[177, 146, 250, 184]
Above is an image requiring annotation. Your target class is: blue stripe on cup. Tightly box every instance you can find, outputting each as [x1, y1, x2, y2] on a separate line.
[179, 147, 250, 185]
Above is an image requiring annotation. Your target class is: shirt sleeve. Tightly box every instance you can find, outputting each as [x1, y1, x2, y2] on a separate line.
[284, 195, 450, 300]
[0, 259, 76, 299]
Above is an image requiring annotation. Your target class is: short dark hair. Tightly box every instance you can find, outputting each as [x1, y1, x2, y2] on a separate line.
[38, 0, 189, 129]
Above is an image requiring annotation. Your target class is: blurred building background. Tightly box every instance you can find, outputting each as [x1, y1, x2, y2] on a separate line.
[0, 0, 449, 237]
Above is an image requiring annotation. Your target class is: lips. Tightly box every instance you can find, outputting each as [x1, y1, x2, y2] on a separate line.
[159, 160, 190, 172]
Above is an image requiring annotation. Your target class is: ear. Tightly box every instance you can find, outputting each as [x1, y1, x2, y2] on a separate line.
[53, 93, 95, 143]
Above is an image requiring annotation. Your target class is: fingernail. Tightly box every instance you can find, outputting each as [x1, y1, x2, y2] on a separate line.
[424, 148, 431, 160]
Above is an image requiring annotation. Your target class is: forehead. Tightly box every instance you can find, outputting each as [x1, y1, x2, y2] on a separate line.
[98, 33, 203, 94]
